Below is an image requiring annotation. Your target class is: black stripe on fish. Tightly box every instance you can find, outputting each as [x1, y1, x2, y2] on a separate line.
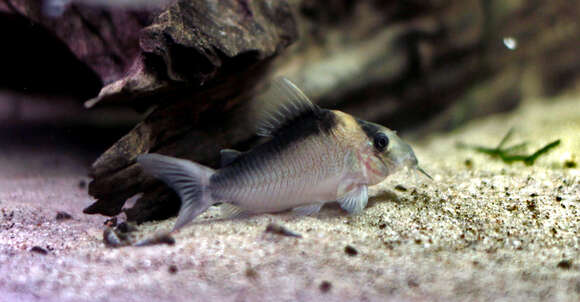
[272, 106, 336, 143]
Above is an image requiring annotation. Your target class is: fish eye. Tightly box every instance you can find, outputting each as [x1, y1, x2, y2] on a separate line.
[373, 133, 389, 152]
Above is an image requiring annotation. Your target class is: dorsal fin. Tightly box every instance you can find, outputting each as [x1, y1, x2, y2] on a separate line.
[220, 149, 242, 167]
[255, 78, 318, 137]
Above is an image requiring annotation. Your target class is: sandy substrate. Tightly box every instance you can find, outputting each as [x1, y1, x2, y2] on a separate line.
[1, 95, 579, 301]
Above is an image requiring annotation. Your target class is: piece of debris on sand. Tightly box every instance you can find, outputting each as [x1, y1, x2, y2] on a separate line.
[265, 223, 302, 238]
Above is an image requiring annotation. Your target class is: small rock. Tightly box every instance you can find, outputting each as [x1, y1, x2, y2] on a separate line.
[55, 211, 72, 221]
[319, 281, 332, 293]
[168, 265, 178, 274]
[394, 185, 407, 192]
[344, 245, 358, 256]
[30, 246, 48, 255]
[245, 267, 259, 280]
[464, 159, 473, 168]
[557, 259, 572, 270]
[564, 159, 577, 168]
[407, 278, 419, 288]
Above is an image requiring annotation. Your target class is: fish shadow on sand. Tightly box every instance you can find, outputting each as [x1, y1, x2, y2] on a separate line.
[283, 189, 407, 220]
[368, 189, 404, 207]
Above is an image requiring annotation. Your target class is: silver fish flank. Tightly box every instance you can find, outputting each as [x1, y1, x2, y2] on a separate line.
[138, 78, 426, 231]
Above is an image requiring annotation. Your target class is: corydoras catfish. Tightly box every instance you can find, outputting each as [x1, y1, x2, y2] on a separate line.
[138, 78, 429, 231]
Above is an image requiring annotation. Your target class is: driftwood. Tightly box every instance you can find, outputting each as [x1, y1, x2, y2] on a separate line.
[81, 0, 298, 221]
[1, 0, 578, 222]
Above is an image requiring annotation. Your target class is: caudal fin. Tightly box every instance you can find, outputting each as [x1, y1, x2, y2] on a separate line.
[137, 154, 215, 231]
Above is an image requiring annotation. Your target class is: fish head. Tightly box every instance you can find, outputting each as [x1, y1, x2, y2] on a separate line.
[355, 119, 419, 184]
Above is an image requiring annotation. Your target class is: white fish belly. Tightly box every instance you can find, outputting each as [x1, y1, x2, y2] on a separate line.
[237, 173, 341, 213]
[211, 135, 346, 213]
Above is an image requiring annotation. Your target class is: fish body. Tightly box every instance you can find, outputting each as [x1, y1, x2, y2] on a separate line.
[138, 78, 422, 230]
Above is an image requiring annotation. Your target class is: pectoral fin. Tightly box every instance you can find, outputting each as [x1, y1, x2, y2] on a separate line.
[338, 185, 368, 214]
[292, 203, 324, 216]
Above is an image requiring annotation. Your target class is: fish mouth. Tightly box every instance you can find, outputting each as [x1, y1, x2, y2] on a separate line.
[399, 154, 432, 180]
[392, 150, 434, 180]
[391, 152, 416, 172]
